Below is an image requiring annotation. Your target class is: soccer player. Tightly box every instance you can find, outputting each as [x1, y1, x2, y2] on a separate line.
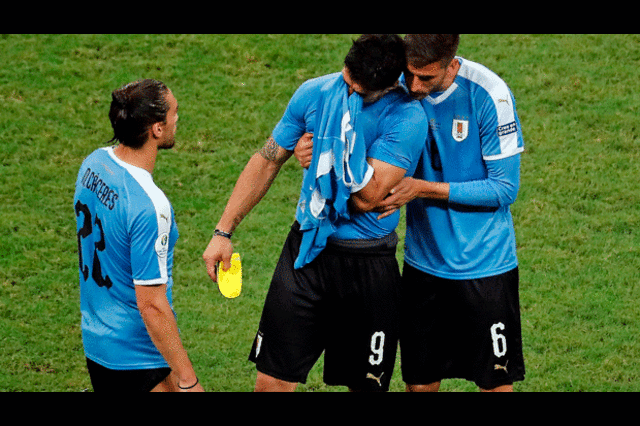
[74, 79, 204, 392]
[202, 34, 428, 392]
[378, 34, 526, 392]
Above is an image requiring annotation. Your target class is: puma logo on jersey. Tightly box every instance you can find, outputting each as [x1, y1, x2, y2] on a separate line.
[494, 360, 509, 373]
[366, 372, 384, 387]
[160, 213, 170, 222]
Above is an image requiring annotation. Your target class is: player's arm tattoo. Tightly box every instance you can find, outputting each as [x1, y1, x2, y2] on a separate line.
[258, 135, 279, 161]
[258, 135, 291, 166]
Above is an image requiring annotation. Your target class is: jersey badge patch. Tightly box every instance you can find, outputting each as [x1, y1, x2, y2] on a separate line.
[452, 119, 469, 142]
[155, 232, 169, 258]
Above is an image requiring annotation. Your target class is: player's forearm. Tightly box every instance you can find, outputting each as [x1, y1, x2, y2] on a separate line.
[138, 293, 197, 385]
[350, 159, 404, 212]
[449, 180, 508, 208]
[372, 177, 449, 218]
[415, 179, 450, 201]
[448, 155, 520, 208]
[349, 169, 381, 213]
[216, 153, 284, 233]
[351, 175, 398, 212]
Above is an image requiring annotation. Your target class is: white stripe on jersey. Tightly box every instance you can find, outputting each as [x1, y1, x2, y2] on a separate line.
[456, 58, 524, 161]
[105, 147, 172, 285]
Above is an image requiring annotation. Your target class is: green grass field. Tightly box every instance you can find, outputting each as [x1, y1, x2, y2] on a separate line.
[1, 34, 639, 392]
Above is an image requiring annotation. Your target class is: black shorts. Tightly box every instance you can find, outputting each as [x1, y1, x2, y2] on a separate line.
[86, 358, 171, 392]
[249, 222, 401, 391]
[400, 263, 525, 390]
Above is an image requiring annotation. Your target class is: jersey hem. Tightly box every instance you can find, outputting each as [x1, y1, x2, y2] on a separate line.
[134, 277, 168, 285]
[404, 257, 518, 281]
[85, 353, 169, 371]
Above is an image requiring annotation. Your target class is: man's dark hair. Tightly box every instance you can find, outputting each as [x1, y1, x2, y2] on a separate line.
[404, 34, 460, 68]
[344, 34, 406, 93]
[108, 79, 171, 149]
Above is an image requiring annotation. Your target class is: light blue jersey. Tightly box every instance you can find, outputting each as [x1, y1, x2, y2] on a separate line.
[273, 72, 428, 240]
[405, 57, 524, 280]
[74, 146, 178, 370]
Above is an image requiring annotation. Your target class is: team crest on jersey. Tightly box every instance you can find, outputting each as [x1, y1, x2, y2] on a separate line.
[452, 119, 469, 142]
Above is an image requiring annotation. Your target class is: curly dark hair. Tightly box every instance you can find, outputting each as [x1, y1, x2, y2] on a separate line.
[344, 34, 406, 93]
[107, 79, 170, 149]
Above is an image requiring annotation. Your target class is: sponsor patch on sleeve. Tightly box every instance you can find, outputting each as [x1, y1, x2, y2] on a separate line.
[497, 121, 518, 137]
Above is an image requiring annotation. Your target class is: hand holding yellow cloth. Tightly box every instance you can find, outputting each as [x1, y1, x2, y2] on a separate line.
[218, 253, 242, 298]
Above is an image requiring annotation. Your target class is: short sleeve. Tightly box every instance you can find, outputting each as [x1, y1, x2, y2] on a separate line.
[367, 102, 428, 176]
[129, 189, 172, 286]
[478, 85, 525, 161]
